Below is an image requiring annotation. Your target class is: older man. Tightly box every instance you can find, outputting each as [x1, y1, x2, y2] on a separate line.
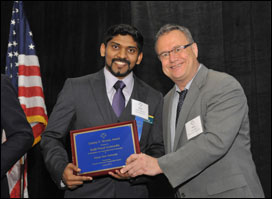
[121, 24, 264, 198]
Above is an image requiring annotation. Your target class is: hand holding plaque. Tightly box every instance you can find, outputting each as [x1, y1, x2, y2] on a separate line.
[62, 163, 93, 189]
[70, 120, 140, 177]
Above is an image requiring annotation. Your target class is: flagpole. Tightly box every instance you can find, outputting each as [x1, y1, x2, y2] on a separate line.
[5, 1, 48, 196]
[20, 156, 25, 198]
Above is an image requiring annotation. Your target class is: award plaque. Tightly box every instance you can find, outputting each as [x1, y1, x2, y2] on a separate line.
[70, 120, 140, 177]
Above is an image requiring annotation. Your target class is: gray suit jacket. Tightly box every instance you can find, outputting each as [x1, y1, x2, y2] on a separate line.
[158, 65, 264, 198]
[40, 69, 164, 198]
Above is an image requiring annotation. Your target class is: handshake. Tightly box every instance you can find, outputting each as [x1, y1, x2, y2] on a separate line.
[62, 153, 162, 189]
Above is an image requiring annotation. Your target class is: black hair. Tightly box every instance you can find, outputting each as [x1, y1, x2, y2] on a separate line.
[103, 24, 144, 53]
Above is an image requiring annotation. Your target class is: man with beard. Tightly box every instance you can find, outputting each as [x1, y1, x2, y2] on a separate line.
[40, 24, 172, 198]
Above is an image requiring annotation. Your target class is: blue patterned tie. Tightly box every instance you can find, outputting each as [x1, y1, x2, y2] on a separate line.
[176, 89, 188, 125]
[112, 80, 126, 117]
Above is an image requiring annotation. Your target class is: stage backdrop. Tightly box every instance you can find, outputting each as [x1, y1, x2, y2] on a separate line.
[1, 1, 271, 198]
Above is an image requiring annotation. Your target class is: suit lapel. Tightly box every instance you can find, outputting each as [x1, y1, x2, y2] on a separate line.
[119, 96, 134, 122]
[89, 72, 148, 144]
[173, 65, 208, 151]
[89, 69, 116, 124]
[163, 87, 176, 153]
[119, 76, 147, 144]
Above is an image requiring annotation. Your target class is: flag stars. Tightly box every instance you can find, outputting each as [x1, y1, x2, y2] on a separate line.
[11, 20, 16, 25]
[14, 51, 19, 57]
[8, 52, 13, 58]
[13, 30, 16, 35]
[29, 31, 33, 36]
[13, 41, 18, 46]
[29, 43, 35, 50]
[8, 42, 13, 48]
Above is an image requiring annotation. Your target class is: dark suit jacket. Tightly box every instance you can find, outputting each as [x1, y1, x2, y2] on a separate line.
[40, 69, 165, 198]
[1, 74, 34, 198]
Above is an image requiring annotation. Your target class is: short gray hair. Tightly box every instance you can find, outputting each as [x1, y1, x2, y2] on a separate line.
[155, 24, 194, 50]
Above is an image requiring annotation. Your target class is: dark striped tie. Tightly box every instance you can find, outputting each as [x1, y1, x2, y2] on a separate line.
[176, 89, 188, 125]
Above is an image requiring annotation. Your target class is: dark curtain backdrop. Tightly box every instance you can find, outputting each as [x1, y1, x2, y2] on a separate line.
[1, 1, 271, 198]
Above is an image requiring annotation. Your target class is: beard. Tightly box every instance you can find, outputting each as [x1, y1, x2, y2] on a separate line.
[106, 58, 132, 78]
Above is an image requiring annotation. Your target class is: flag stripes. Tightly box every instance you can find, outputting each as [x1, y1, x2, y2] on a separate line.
[18, 75, 44, 87]
[18, 96, 47, 110]
[5, 1, 48, 197]
[19, 66, 41, 76]
[18, 87, 45, 98]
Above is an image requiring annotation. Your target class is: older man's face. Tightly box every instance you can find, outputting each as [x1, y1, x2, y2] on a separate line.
[156, 30, 199, 88]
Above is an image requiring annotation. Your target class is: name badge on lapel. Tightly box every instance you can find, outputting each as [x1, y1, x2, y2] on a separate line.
[185, 116, 203, 140]
[131, 99, 148, 120]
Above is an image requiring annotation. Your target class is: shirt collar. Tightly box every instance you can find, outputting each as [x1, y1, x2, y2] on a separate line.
[104, 66, 134, 92]
[175, 64, 202, 92]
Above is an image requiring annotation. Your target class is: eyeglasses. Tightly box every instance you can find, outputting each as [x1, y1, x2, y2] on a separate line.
[158, 43, 193, 60]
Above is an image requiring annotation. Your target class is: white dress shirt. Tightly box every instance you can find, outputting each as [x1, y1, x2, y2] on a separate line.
[170, 64, 202, 151]
[104, 66, 134, 107]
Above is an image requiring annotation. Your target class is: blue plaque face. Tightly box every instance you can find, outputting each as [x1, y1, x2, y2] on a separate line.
[70, 121, 140, 177]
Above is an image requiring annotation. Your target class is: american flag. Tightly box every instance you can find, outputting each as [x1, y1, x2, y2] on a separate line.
[4, 1, 48, 198]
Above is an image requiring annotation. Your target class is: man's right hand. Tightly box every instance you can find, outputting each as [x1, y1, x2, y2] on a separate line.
[62, 163, 93, 189]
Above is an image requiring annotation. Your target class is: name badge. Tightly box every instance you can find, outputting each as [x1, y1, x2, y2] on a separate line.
[185, 116, 203, 140]
[131, 99, 148, 120]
